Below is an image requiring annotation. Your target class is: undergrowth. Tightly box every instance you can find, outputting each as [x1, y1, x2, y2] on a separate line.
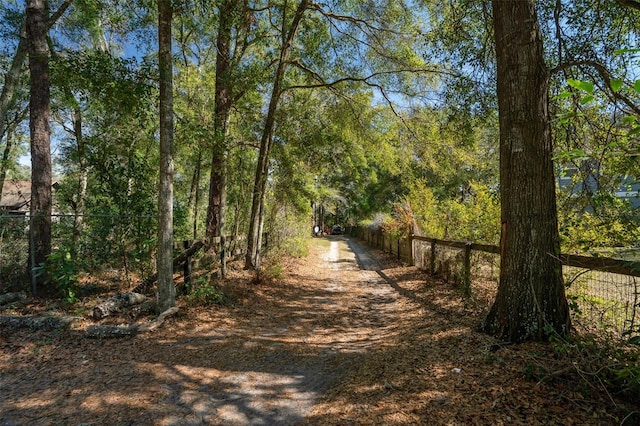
[35, 248, 80, 303]
[185, 276, 225, 306]
[522, 332, 640, 423]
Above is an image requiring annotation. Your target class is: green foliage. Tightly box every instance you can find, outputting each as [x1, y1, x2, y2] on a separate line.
[185, 277, 225, 306]
[50, 50, 153, 115]
[283, 237, 310, 258]
[35, 248, 80, 303]
[566, 78, 594, 94]
[554, 67, 640, 254]
[44, 35, 159, 277]
[3, 0, 639, 308]
[559, 205, 640, 254]
[0, 216, 28, 291]
[263, 261, 284, 281]
[263, 195, 311, 259]
[404, 180, 500, 244]
[403, 181, 444, 238]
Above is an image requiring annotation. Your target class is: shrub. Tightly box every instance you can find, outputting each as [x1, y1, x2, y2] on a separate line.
[35, 248, 80, 303]
[185, 277, 224, 306]
[397, 180, 500, 243]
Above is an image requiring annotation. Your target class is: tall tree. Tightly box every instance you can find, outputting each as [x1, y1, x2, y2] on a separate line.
[0, 25, 27, 152]
[245, 0, 310, 270]
[49, 46, 87, 251]
[26, 0, 52, 293]
[205, 0, 236, 277]
[157, 0, 174, 311]
[1, 1, 71, 208]
[47, 1, 123, 250]
[480, 0, 571, 342]
[0, 1, 71, 146]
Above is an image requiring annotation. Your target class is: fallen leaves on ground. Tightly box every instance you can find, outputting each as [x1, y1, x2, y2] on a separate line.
[1, 237, 638, 425]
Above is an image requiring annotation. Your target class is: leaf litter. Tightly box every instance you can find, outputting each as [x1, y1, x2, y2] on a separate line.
[1, 236, 638, 425]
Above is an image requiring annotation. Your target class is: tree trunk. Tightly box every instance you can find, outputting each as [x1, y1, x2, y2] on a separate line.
[0, 0, 72, 154]
[130, 240, 205, 294]
[0, 27, 28, 146]
[481, 0, 571, 342]
[1, 1, 72, 149]
[0, 315, 79, 330]
[92, 292, 148, 320]
[0, 291, 28, 306]
[26, 0, 52, 294]
[0, 130, 16, 205]
[86, 306, 178, 339]
[187, 149, 202, 240]
[206, 0, 234, 277]
[245, 0, 309, 270]
[157, 0, 175, 312]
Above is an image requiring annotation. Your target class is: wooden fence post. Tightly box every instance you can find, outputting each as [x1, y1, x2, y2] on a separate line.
[464, 242, 472, 296]
[183, 240, 192, 285]
[430, 239, 437, 275]
[397, 238, 401, 260]
[409, 236, 414, 266]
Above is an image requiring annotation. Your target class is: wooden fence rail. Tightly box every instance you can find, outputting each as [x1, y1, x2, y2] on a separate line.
[351, 226, 640, 279]
[350, 226, 640, 336]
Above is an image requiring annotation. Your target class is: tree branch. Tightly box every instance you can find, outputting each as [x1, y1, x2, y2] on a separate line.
[551, 60, 640, 117]
[309, 2, 406, 37]
[285, 59, 448, 91]
[615, 0, 640, 11]
[49, 0, 74, 27]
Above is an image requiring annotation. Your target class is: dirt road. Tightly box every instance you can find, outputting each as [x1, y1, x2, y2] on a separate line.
[176, 236, 403, 424]
[0, 237, 409, 425]
[0, 236, 633, 425]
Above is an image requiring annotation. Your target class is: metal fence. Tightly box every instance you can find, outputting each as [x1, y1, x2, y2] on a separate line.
[351, 226, 640, 339]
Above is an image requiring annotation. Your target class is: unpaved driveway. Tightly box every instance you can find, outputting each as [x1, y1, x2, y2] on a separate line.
[0, 236, 406, 425]
[183, 236, 401, 424]
[1, 236, 634, 425]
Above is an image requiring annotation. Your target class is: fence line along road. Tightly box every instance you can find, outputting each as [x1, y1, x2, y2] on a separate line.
[350, 226, 640, 338]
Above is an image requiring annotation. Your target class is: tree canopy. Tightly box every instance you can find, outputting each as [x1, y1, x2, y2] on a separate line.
[1, 0, 639, 341]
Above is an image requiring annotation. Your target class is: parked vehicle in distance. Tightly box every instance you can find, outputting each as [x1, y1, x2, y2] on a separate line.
[331, 225, 343, 235]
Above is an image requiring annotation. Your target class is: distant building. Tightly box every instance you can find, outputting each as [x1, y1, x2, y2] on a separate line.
[557, 162, 640, 209]
[0, 180, 59, 215]
[0, 180, 31, 215]
[614, 176, 640, 209]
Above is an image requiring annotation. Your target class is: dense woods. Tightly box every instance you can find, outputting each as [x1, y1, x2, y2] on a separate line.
[1, 0, 639, 343]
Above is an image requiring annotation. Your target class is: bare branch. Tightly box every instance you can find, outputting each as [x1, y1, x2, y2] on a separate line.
[285, 59, 452, 92]
[309, 1, 406, 37]
[49, 0, 74, 27]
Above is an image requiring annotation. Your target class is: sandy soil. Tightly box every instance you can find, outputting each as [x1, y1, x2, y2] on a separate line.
[0, 236, 638, 425]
